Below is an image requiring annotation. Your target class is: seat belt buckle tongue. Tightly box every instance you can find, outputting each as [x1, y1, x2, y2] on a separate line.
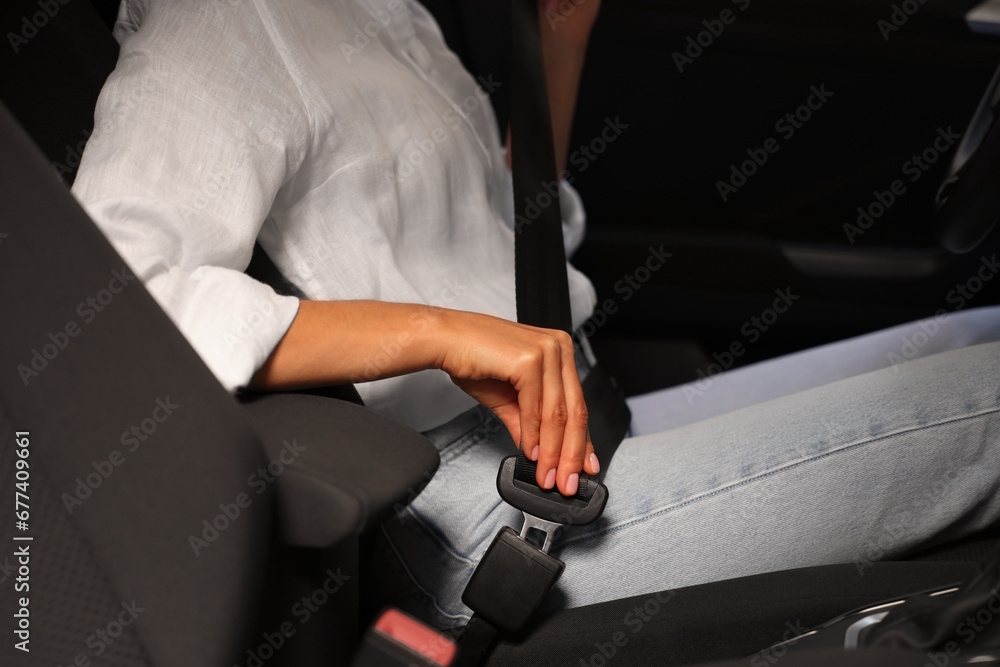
[520, 512, 562, 553]
[496, 454, 609, 526]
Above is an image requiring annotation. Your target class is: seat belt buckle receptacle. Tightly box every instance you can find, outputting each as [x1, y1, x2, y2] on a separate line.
[461, 455, 608, 635]
[461, 527, 566, 635]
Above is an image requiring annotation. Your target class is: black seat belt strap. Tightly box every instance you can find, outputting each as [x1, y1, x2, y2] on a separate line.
[509, 0, 629, 487]
[510, 0, 574, 335]
[455, 4, 622, 664]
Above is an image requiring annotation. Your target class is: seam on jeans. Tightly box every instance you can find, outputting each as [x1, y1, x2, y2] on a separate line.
[560, 404, 1000, 546]
[380, 525, 474, 623]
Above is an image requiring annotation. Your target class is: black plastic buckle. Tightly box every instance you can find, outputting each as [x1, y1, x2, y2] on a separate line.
[496, 455, 608, 525]
[461, 527, 565, 635]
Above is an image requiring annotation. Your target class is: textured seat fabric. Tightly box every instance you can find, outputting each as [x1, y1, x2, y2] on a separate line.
[0, 400, 153, 667]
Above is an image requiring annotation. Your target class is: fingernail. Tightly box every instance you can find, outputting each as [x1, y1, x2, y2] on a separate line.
[566, 473, 579, 496]
[543, 468, 556, 489]
[589, 452, 600, 474]
[530, 445, 539, 461]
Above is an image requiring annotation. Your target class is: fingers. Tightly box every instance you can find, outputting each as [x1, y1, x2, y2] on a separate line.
[515, 346, 545, 464]
[522, 329, 593, 497]
[440, 312, 596, 496]
[554, 333, 589, 496]
[536, 332, 569, 491]
[584, 438, 599, 476]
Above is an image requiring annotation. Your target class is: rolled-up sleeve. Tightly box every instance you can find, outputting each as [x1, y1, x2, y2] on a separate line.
[72, 3, 307, 391]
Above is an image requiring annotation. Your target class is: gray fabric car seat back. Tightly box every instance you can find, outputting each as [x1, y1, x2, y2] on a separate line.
[0, 100, 274, 667]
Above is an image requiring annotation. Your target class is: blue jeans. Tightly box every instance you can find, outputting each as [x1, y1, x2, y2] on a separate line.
[375, 307, 1000, 630]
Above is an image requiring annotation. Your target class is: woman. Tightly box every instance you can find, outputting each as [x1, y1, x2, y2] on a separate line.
[73, 0, 1000, 632]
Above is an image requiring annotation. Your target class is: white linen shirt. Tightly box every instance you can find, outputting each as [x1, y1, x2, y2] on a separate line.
[72, 0, 597, 432]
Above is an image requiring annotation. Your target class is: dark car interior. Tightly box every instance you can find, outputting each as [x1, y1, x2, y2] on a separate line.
[3, 0, 1000, 665]
[425, 0, 1000, 392]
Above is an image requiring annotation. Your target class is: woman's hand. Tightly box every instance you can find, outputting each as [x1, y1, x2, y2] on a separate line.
[433, 309, 599, 496]
[253, 300, 599, 497]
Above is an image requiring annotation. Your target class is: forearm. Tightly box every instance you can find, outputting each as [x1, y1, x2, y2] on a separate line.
[251, 299, 600, 494]
[252, 300, 445, 390]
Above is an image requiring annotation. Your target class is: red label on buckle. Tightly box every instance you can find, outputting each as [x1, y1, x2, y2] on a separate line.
[374, 609, 457, 666]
